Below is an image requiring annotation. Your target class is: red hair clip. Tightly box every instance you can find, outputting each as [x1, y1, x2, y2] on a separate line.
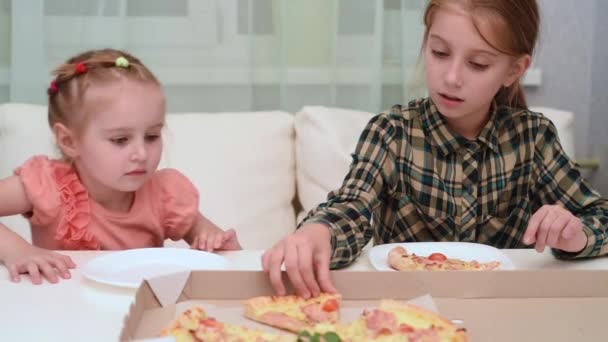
[47, 80, 58, 95]
[75, 62, 87, 74]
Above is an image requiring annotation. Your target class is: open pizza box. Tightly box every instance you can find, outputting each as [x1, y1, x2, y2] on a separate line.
[120, 270, 608, 341]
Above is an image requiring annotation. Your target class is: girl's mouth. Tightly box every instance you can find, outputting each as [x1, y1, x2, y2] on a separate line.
[439, 93, 464, 102]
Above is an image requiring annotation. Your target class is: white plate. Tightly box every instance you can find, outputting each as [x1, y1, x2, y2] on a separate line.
[368, 242, 515, 271]
[82, 248, 229, 288]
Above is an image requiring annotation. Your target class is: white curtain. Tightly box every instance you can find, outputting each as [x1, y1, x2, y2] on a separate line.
[1, 0, 426, 114]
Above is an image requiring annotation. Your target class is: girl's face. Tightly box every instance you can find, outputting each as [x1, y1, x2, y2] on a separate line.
[423, 3, 529, 125]
[70, 79, 165, 196]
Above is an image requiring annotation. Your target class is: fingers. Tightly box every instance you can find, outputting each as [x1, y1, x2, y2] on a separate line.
[297, 244, 320, 298]
[51, 256, 73, 279]
[261, 249, 271, 272]
[197, 231, 209, 251]
[524, 206, 548, 245]
[535, 210, 558, 253]
[561, 217, 580, 240]
[190, 236, 199, 249]
[314, 247, 337, 294]
[26, 262, 42, 285]
[284, 243, 310, 298]
[38, 259, 59, 284]
[267, 244, 287, 296]
[7, 264, 20, 283]
[7, 249, 75, 285]
[222, 229, 242, 250]
[63, 255, 77, 269]
[212, 232, 224, 251]
[545, 213, 570, 248]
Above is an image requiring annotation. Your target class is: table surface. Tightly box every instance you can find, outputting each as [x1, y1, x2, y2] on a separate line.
[1, 248, 607, 341]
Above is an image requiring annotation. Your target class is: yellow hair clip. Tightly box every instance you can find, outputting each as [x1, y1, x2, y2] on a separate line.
[115, 56, 130, 68]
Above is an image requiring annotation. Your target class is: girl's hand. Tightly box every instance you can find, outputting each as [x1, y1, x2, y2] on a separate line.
[261, 223, 337, 299]
[191, 228, 242, 252]
[3, 245, 76, 285]
[523, 204, 587, 253]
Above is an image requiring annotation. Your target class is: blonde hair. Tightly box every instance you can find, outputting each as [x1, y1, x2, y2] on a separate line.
[422, 0, 540, 109]
[48, 48, 161, 134]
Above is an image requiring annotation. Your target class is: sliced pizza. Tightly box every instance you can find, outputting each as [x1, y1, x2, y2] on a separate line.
[304, 300, 467, 342]
[388, 246, 500, 271]
[160, 306, 294, 342]
[244, 293, 341, 333]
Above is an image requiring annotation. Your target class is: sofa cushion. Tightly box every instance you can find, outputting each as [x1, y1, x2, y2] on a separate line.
[0, 103, 297, 249]
[295, 106, 373, 216]
[162, 111, 296, 249]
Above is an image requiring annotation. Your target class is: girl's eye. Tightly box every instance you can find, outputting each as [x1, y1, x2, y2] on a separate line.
[432, 50, 449, 58]
[145, 134, 160, 142]
[110, 137, 129, 145]
[470, 62, 489, 71]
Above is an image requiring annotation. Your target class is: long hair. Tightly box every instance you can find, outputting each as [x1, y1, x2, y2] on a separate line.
[422, 0, 540, 109]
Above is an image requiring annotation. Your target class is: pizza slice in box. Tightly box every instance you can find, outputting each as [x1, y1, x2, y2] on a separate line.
[244, 293, 341, 333]
[160, 306, 293, 342]
[302, 300, 467, 341]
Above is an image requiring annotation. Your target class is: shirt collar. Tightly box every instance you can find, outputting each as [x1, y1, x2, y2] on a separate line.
[420, 97, 500, 156]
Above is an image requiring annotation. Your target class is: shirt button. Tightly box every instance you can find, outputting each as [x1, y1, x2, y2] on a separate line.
[465, 141, 478, 150]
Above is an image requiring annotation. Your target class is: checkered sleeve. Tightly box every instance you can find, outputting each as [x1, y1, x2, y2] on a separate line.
[298, 114, 399, 268]
[531, 117, 608, 258]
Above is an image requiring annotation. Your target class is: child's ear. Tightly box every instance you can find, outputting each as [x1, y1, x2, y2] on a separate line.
[504, 54, 531, 87]
[52, 123, 79, 159]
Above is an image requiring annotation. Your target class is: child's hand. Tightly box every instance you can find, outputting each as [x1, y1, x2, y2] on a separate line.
[523, 204, 587, 253]
[3, 245, 76, 284]
[262, 223, 337, 299]
[190, 228, 242, 252]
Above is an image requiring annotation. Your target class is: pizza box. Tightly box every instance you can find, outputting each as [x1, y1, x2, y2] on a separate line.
[120, 270, 608, 341]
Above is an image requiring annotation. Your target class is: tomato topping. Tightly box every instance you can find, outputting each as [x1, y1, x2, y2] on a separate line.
[399, 324, 415, 333]
[322, 299, 339, 312]
[428, 253, 447, 261]
[200, 318, 219, 327]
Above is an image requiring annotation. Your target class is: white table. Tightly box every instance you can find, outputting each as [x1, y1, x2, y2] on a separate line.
[1, 249, 606, 341]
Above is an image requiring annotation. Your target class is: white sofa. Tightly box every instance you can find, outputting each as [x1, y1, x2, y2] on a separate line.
[0, 103, 575, 249]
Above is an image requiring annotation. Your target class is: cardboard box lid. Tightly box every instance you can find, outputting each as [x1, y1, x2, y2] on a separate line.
[121, 270, 608, 341]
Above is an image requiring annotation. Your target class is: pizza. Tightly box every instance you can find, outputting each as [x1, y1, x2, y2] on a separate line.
[160, 294, 469, 342]
[244, 293, 341, 333]
[388, 246, 500, 271]
[303, 300, 467, 341]
[160, 306, 293, 342]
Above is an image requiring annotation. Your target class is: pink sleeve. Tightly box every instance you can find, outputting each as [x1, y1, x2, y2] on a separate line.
[155, 169, 200, 241]
[13, 156, 63, 226]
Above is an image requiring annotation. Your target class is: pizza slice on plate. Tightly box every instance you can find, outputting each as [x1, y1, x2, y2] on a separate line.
[388, 246, 500, 271]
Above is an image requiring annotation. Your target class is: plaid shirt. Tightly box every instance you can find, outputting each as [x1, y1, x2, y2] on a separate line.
[300, 98, 608, 268]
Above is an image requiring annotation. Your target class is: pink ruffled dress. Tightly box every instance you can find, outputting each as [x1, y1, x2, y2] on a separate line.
[14, 156, 199, 250]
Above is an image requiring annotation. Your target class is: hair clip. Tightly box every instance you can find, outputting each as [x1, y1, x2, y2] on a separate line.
[47, 80, 58, 95]
[115, 56, 130, 68]
[75, 62, 87, 74]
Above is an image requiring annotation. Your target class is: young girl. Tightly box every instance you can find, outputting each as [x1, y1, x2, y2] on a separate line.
[263, 0, 608, 298]
[0, 49, 241, 285]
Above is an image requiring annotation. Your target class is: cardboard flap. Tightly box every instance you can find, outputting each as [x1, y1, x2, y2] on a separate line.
[146, 271, 191, 307]
[407, 294, 438, 312]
